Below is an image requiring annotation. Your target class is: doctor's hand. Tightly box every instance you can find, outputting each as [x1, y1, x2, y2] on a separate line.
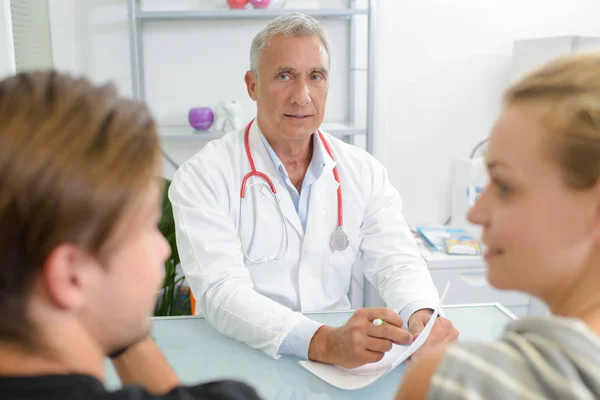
[407, 309, 459, 363]
[308, 307, 413, 369]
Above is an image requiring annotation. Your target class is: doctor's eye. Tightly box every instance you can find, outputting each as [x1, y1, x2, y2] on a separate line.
[277, 74, 291, 81]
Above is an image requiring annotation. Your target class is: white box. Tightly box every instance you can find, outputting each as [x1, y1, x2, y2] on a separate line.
[510, 36, 600, 85]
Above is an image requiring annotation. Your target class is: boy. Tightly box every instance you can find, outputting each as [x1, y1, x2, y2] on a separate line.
[0, 71, 261, 400]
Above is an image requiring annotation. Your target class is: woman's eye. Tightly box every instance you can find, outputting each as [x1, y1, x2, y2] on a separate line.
[493, 180, 510, 198]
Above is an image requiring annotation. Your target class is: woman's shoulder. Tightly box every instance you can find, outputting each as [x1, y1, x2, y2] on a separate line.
[427, 316, 600, 400]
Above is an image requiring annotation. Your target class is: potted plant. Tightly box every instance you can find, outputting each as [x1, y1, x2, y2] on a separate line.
[155, 178, 191, 316]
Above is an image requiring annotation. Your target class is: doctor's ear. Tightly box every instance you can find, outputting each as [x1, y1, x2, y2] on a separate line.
[245, 70, 258, 101]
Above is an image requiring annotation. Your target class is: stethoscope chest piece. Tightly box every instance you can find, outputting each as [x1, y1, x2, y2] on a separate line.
[330, 227, 349, 251]
[241, 119, 349, 260]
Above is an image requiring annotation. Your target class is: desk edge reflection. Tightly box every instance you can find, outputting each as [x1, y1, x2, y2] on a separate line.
[151, 302, 518, 321]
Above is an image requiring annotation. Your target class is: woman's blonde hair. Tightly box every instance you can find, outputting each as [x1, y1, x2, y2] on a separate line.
[0, 71, 160, 344]
[505, 52, 600, 189]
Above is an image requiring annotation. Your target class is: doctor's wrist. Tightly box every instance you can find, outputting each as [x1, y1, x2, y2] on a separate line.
[308, 325, 333, 364]
[407, 308, 435, 329]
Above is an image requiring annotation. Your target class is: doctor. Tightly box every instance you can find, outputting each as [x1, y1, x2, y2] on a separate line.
[169, 13, 458, 367]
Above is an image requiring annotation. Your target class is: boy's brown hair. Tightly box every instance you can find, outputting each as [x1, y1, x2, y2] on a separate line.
[0, 71, 160, 344]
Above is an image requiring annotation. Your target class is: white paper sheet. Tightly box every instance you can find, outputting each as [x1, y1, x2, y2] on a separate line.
[299, 282, 451, 390]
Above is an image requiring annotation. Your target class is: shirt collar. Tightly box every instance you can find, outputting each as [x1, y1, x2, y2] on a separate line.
[258, 128, 326, 182]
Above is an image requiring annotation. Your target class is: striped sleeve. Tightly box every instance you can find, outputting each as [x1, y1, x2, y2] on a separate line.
[427, 329, 600, 400]
[428, 340, 548, 400]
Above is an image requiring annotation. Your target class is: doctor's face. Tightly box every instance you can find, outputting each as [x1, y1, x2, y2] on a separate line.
[467, 105, 598, 302]
[245, 34, 329, 143]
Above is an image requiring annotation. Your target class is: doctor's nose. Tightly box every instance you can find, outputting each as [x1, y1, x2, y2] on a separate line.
[290, 80, 311, 106]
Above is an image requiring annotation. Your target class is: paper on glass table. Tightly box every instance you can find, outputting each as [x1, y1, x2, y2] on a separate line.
[299, 282, 451, 390]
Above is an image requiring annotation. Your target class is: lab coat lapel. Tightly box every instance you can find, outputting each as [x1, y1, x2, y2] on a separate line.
[248, 122, 304, 238]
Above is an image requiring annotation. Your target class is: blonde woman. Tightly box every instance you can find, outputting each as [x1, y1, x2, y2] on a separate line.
[396, 53, 600, 399]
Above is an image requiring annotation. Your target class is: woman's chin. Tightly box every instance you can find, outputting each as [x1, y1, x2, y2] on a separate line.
[485, 264, 514, 291]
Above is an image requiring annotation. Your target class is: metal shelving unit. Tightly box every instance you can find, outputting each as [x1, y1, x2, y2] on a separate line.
[158, 121, 366, 142]
[139, 8, 368, 20]
[126, 0, 376, 154]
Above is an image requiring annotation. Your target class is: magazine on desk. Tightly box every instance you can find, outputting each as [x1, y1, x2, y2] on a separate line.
[416, 227, 482, 255]
[298, 282, 451, 390]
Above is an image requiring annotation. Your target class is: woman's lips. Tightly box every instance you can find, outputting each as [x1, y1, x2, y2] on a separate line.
[484, 247, 504, 262]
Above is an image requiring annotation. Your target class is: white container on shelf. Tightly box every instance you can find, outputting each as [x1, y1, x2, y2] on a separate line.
[269, 0, 286, 8]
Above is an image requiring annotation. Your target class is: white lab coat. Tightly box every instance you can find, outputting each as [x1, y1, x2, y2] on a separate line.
[169, 122, 440, 358]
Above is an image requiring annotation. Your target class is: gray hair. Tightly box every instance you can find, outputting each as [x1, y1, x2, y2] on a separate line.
[249, 13, 331, 75]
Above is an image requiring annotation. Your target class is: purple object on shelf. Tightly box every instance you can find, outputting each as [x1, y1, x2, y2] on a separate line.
[188, 107, 214, 131]
[249, 0, 271, 8]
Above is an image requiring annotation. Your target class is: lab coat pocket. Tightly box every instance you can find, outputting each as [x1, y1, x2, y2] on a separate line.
[326, 239, 359, 298]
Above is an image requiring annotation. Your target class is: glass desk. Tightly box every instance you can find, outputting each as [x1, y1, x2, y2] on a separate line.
[105, 303, 516, 399]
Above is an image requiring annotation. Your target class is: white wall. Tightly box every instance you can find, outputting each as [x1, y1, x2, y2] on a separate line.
[376, 0, 600, 225]
[48, 0, 600, 224]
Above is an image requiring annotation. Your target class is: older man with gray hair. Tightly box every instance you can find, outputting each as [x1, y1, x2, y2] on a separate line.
[170, 13, 458, 368]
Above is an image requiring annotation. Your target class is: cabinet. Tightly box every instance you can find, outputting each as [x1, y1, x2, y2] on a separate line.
[364, 248, 548, 318]
[126, 0, 377, 156]
[423, 251, 532, 318]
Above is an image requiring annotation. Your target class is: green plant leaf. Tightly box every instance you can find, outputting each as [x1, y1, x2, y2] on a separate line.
[154, 180, 190, 316]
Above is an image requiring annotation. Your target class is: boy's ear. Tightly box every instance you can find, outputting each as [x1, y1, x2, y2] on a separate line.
[42, 244, 93, 311]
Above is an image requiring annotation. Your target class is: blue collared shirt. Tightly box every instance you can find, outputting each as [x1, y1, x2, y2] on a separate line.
[259, 130, 434, 359]
[258, 131, 326, 358]
[258, 131, 325, 232]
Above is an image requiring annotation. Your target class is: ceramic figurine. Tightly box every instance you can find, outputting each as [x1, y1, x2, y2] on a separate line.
[213, 101, 243, 132]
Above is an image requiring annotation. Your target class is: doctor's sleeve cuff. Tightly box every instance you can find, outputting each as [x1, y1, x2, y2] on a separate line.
[276, 318, 323, 359]
[399, 300, 442, 331]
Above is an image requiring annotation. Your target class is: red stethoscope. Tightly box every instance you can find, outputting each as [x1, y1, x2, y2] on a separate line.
[238, 119, 349, 264]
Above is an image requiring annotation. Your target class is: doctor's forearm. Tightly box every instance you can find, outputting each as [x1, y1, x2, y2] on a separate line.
[200, 282, 308, 358]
